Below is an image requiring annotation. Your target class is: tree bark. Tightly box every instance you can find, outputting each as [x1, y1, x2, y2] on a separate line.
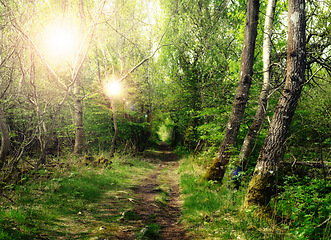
[0, 105, 10, 171]
[73, 80, 84, 155]
[238, 0, 277, 170]
[109, 98, 118, 158]
[244, 0, 306, 207]
[73, 0, 86, 155]
[204, 0, 260, 181]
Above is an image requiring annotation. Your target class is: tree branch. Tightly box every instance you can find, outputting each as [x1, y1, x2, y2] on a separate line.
[119, 16, 172, 83]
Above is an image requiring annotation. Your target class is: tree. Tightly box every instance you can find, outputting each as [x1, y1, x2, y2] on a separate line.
[0, 2, 24, 171]
[73, 0, 90, 155]
[83, 0, 166, 153]
[161, 0, 243, 149]
[204, 0, 260, 182]
[0, 105, 10, 170]
[73, 74, 85, 155]
[244, 0, 306, 207]
[238, 0, 277, 170]
[4, 0, 106, 165]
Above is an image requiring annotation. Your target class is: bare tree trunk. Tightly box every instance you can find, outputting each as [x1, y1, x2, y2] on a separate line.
[238, 0, 277, 170]
[73, 80, 84, 155]
[30, 53, 48, 166]
[244, 0, 306, 207]
[0, 105, 10, 170]
[204, 0, 260, 182]
[109, 98, 118, 158]
[73, 0, 86, 155]
[37, 92, 70, 167]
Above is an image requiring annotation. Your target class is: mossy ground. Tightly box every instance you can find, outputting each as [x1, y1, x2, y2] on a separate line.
[179, 154, 289, 240]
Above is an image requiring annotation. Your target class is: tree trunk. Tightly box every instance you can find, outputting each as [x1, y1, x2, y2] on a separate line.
[37, 92, 70, 167]
[204, 0, 260, 181]
[74, 0, 86, 155]
[238, 0, 277, 170]
[0, 105, 10, 171]
[109, 98, 118, 157]
[244, 0, 306, 207]
[73, 81, 84, 155]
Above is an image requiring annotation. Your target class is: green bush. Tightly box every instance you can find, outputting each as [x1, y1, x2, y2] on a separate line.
[275, 176, 331, 239]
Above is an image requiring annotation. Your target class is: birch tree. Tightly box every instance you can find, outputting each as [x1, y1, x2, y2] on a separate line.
[238, 0, 277, 170]
[204, 0, 260, 182]
[244, 0, 306, 207]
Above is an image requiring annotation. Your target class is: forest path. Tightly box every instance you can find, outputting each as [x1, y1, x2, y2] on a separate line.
[110, 142, 189, 240]
[132, 142, 188, 239]
[49, 142, 189, 240]
[1, 142, 191, 240]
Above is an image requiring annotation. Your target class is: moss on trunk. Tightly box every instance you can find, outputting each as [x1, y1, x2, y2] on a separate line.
[244, 170, 276, 208]
[203, 157, 227, 182]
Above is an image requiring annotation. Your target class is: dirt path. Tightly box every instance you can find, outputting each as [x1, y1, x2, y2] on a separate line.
[115, 142, 189, 240]
[0, 143, 189, 239]
[41, 142, 189, 239]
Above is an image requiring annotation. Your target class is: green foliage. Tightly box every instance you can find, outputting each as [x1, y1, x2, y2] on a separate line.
[274, 176, 331, 239]
[287, 78, 331, 163]
[1, 0, 331, 238]
[84, 99, 113, 151]
[158, 0, 246, 148]
[84, 96, 152, 152]
[196, 107, 228, 144]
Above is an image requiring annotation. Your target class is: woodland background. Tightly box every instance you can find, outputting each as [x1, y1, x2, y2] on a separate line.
[0, 0, 330, 239]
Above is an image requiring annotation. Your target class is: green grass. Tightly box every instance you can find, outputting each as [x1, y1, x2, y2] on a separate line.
[137, 223, 161, 239]
[0, 153, 154, 240]
[2, 151, 329, 240]
[178, 155, 287, 240]
[178, 153, 331, 240]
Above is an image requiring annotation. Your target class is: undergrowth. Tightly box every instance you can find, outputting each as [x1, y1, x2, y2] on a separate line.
[178, 154, 331, 240]
[1, 149, 329, 240]
[273, 175, 331, 239]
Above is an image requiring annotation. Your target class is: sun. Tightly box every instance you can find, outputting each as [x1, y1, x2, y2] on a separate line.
[43, 20, 79, 63]
[105, 80, 122, 97]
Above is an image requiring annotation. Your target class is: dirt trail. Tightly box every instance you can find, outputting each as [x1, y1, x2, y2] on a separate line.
[116, 142, 189, 240]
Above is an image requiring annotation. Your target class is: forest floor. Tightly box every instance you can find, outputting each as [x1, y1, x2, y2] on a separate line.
[1, 142, 192, 240]
[45, 142, 190, 240]
[110, 142, 189, 239]
[2, 143, 329, 239]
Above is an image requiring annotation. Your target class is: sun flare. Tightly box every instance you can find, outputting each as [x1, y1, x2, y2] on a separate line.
[105, 81, 122, 97]
[43, 21, 79, 63]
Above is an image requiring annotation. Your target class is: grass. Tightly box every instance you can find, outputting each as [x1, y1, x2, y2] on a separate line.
[178, 153, 331, 240]
[0, 153, 154, 240]
[178, 155, 287, 240]
[2, 150, 329, 239]
[137, 223, 161, 239]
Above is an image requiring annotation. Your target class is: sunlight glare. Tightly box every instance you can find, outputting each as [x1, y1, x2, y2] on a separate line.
[44, 21, 79, 62]
[105, 81, 122, 97]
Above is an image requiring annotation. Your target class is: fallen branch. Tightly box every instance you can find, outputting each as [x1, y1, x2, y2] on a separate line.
[280, 161, 331, 169]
